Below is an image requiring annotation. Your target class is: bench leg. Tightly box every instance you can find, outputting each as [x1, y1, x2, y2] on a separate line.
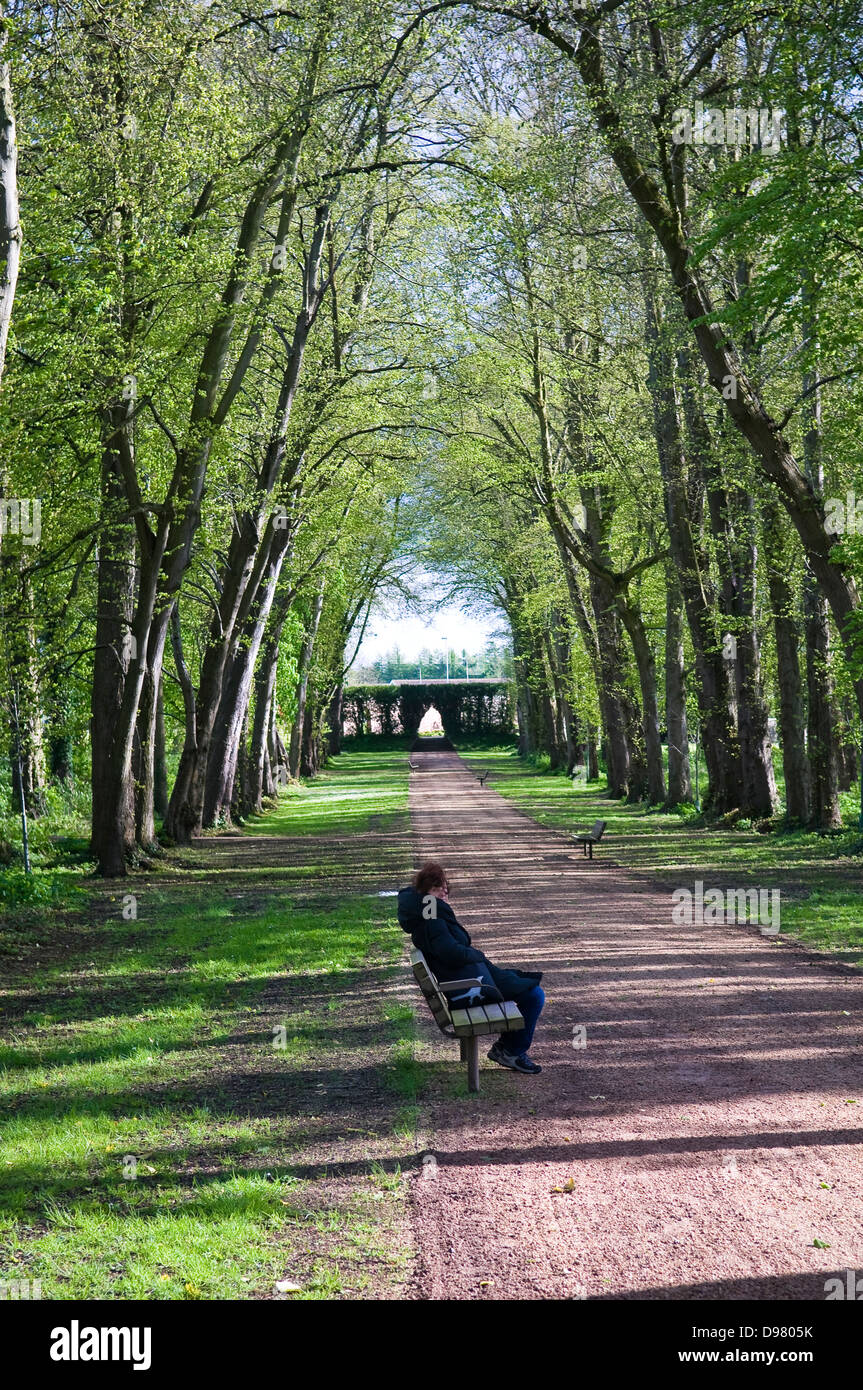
[466, 1035, 480, 1093]
[459, 1038, 468, 1062]
[588, 841, 593, 859]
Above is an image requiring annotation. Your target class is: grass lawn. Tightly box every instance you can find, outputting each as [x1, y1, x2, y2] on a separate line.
[0, 748, 419, 1300]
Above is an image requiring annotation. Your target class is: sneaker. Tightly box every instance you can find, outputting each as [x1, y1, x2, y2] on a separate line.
[511, 1054, 542, 1074]
[489, 1047, 542, 1074]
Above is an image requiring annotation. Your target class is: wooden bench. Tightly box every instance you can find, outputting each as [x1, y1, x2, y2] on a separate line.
[574, 818, 607, 859]
[408, 946, 524, 1093]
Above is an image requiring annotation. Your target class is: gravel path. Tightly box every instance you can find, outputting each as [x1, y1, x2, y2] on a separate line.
[406, 748, 863, 1301]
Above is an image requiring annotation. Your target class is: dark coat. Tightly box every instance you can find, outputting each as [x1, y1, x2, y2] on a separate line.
[397, 886, 542, 1001]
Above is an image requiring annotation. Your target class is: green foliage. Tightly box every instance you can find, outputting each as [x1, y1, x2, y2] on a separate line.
[0, 869, 68, 907]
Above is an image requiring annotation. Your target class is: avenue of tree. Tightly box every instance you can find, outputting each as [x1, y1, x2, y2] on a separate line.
[1, 1, 862, 875]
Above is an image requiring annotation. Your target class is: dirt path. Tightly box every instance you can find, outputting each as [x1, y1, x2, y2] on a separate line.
[406, 748, 863, 1300]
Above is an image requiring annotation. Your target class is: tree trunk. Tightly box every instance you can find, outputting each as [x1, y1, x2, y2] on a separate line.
[3, 552, 47, 816]
[664, 568, 691, 805]
[203, 555, 290, 826]
[327, 683, 344, 755]
[248, 618, 285, 811]
[550, 613, 578, 774]
[288, 584, 325, 779]
[731, 495, 778, 819]
[680, 372, 777, 819]
[153, 673, 169, 821]
[643, 280, 740, 813]
[90, 425, 137, 873]
[589, 571, 641, 797]
[617, 592, 666, 804]
[801, 301, 842, 829]
[762, 500, 810, 823]
[0, 15, 21, 393]
[586, 726, 599, 780]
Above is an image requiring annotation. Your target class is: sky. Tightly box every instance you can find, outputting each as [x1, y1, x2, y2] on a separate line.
[349, 594, 507, 669]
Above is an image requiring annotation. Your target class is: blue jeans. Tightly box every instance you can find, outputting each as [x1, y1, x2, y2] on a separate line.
[499, 985, 544, 1057]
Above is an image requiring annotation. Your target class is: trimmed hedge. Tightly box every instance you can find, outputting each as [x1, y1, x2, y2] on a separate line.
[342, 681, 515, 738]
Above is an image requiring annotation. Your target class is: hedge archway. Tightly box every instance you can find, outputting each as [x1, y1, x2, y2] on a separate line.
[341, 681, 515, 740]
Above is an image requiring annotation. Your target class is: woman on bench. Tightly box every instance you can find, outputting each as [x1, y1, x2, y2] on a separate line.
[398, 860, 545, 1075]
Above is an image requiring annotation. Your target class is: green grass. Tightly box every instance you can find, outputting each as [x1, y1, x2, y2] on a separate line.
[779, 889, 863, 966]
[0, 749, 417, 1300]
[252, 749, 410, 838]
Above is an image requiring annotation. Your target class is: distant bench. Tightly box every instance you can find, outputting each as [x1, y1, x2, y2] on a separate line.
[408, 946, 524, 1093]
[574, 818, 607, 859]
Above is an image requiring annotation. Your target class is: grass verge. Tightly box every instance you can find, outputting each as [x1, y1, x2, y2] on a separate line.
[0, 749, 422, 1300]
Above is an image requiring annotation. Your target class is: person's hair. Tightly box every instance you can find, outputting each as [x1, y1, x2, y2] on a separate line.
[412, 861, 449, 896]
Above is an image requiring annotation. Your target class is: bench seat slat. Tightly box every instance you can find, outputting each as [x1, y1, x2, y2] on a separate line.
[481, 1002, 506, 1027]
[452, 1006, 499, 1036]
[500, 1000, 524, 1028]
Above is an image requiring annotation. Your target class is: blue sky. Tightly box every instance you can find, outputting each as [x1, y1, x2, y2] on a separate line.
[351, 597, 505, 666]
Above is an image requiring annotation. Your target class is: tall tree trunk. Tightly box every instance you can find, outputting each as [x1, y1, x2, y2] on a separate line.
[586, 726, 599, 780]
[153, 673, 169, 822]
[550, 612, 578, 774]
[288, 583, 325, 779]
[231, 704, 251, 823]
[682, 378, 777, 818]
[589, 571, 641, 797]
[248, 611, 288, 811]
[0, 11, 21, 394]
[300, 701, 323, 778]
[90, 424, 137, 872]
[327, 683, 344, 756]
[731, 493, 778, 819]
[3, 552, 47, 816]
[643, 281, 740, 812]
[762, 500, 810, 823]
[617, 591, 666, 803]
[134, 602, 174, 849]
[664, 567, 691, 805]
[203, 552, 290, 826]
[167, 520, 295, 840]
[511, 620, 535, 756]
[801, 301, 842, 829]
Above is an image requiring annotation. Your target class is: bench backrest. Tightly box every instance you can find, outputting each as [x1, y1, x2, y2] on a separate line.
[409, 947, 453, 1032]
[592, 819, 607, 840]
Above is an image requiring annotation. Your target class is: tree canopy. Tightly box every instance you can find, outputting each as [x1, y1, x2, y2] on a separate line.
[1, 0, 862, 872]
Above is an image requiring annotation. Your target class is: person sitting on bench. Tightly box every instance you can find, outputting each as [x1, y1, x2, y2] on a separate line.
[398, 860, 545, 1075]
